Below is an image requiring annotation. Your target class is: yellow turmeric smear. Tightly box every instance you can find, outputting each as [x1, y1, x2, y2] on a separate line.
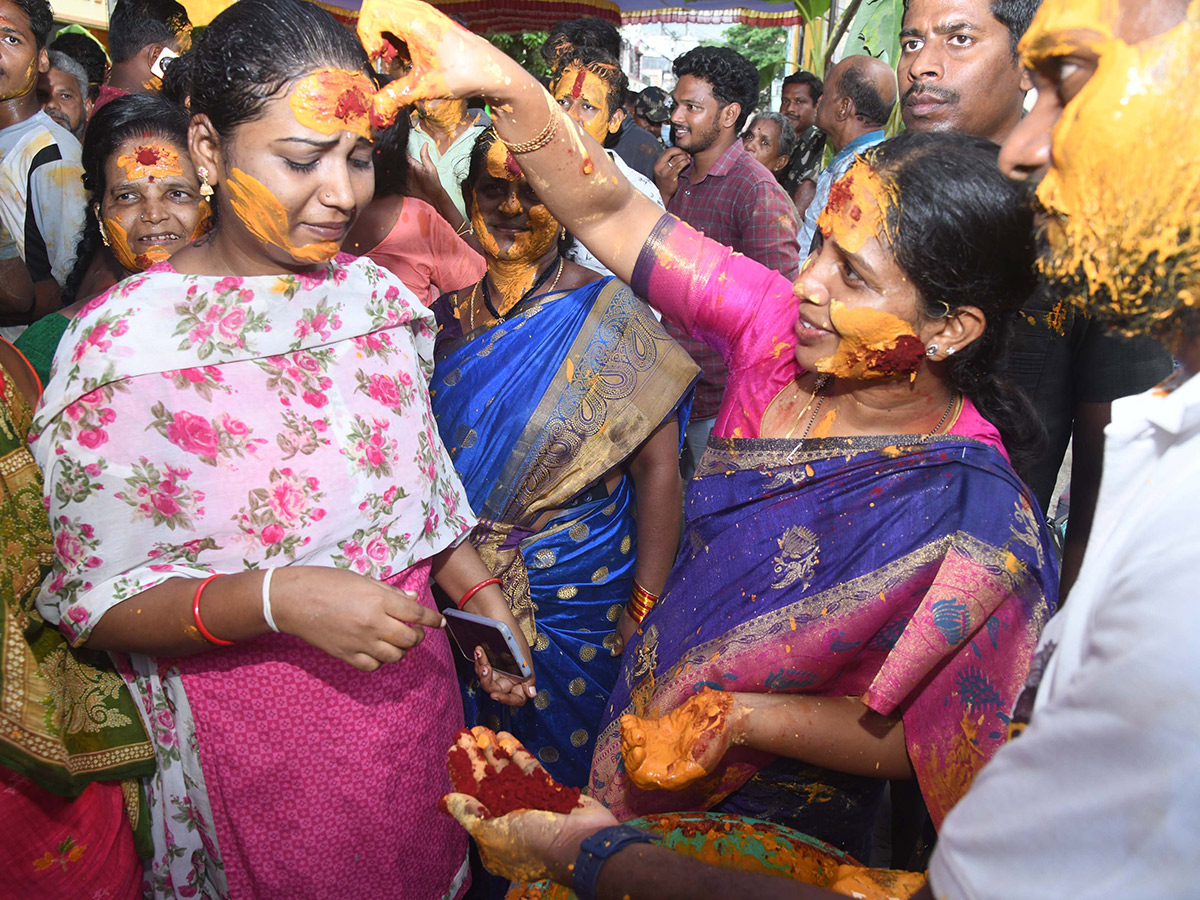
[816, 161, 896, 254]
[470, 138, 562, 311]
[115, 142, 184, 182]
[620, 688, 733, 791]
[1023, 0, 1200, 337]
[418, 98, 472, 134]
[191, 199, 213, 242]
[815, 301, 925, 381]
[289, 68, 376, 140]
[104, 218, 168, 272]
[810, 408, 837, 438]
[227, 168, 339, 263]
[829, 865, 927, 899]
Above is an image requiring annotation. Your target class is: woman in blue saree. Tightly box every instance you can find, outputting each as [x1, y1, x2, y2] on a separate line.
[429, 128, 698, 788]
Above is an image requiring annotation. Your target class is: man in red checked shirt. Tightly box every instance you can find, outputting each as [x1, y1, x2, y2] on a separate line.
[654, 46, 801, 478]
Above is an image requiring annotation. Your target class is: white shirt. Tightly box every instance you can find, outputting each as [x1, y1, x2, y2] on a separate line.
[930, 367, 1200, 899]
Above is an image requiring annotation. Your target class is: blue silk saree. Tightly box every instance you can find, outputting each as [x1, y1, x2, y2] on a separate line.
[589, 434, 1057, 856]
[430, 276, 697, 787]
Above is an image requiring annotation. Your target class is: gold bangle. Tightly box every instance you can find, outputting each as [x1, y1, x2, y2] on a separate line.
[504, 108, 559, 155]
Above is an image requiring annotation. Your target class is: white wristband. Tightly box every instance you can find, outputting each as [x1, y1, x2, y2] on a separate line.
[261, 567, 279, 633]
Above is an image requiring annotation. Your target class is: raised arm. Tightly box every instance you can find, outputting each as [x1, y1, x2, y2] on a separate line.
[358, 0, 661, 285]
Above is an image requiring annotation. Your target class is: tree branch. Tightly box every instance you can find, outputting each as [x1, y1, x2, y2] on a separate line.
[823, 0, 866, 72]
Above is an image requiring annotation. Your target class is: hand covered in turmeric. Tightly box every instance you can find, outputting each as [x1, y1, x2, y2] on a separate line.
[442, 728, 618, 883]
[620, 688, 742, 791]
[356, 0, 499, 125]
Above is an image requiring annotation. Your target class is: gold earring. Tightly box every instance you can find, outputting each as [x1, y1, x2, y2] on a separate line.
[197, 166, 214, 199]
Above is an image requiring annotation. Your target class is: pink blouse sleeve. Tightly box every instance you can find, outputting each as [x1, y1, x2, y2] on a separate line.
[630, 214, 800, 376]
[419, 200, 487, 299]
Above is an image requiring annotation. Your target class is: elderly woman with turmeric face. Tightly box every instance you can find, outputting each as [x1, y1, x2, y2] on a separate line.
[359, 0, 1057, 863]
[29, 1, 539, 897]
[428, 126, 697, 789]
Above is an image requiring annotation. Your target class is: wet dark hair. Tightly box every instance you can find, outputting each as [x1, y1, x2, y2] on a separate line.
[62, 93, 193, 302]
[108, 0, 191, 64]
[902, 0, 1040, 58]
[541, 16, 622, 63]
[782, 70, 823, 105]
[372, 105, 410, 198]
[461, 127, 573, 257]
[837, 63, 894, 127]
[10, 0, 52, 48]
[863, 130, 1044, 469]
[51, 32, 108, 97]
[551, 46, 628, 118]
[188, 0, 370, 138]
[672, 46, 760, 131]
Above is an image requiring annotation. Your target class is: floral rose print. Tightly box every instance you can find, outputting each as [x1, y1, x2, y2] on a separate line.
[31, 256, 473, 900]
[149, 403, 267, 465]
[341, 415, 399, 477]
[231, 467, 326, 560]
[173, 278, 271, 359]
[161, 365, 231, 401]
[115, 458, 206, 529]
[292, 296, 344, 345]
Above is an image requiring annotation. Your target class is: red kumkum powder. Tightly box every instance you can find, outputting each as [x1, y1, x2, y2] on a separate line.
[136, 146, 162, 167]
[335, 86, 370, 121]
[866, 333, 925, 376]
[446, 730, 582, 817]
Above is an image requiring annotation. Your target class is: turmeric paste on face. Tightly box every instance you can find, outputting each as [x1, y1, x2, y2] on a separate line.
[1024, 0, 1200, 337]
[814, 301, 926, 380]
[289, 68, 376, 140]
[104, 217, 168, 272]
[226, 167, 339, 263]
[116, 143, 184, 182]
[817, 162, 896, 254]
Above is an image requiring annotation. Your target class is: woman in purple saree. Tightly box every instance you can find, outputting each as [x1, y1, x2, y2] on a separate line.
[349, 8, 1057, 861]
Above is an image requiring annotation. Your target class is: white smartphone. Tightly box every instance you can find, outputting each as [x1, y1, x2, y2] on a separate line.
[151, 47, 178, 80]
[443, 608, 533, 681]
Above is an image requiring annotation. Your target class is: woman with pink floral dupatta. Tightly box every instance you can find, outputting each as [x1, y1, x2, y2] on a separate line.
[29, 1, 532, 898]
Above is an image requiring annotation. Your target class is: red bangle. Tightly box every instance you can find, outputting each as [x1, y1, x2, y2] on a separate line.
[457, 577, 502, 610]
[192, 574, 235, 646]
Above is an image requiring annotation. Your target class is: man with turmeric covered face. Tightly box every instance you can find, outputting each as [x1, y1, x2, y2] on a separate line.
[358, 0, 1200, 896]
[924, 2, 1200, 896]
[549, 47, 663, 280]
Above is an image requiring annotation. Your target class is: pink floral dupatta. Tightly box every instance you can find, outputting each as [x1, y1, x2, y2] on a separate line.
[30, 255, 475, 899]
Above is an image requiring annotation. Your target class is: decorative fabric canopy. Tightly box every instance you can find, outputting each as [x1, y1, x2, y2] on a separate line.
[302, 0, 804, 31]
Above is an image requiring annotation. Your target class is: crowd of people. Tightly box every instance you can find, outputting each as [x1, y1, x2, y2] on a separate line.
[0, 0, 1194, 898]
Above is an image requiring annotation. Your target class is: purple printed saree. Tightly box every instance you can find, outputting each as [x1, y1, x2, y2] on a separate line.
[589, 434, 1056, 854]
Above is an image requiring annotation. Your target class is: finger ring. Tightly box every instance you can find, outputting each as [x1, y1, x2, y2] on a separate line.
[668, 160, 675, 167]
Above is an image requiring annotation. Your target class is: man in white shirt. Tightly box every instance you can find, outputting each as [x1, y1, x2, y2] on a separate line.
[440, 1, 1200, 897]
[0, 0, 85, 331]
[547, 46, 664, 280]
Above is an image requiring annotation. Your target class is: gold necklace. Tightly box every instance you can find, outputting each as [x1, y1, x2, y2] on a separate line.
[462, 257, 565, 332]
[782, 374, 833, 441]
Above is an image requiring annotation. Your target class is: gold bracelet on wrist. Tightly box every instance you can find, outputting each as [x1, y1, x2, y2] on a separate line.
[504, 108, 559, 155]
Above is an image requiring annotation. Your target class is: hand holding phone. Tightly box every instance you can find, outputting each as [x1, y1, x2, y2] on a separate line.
[443, 607, 533, 681]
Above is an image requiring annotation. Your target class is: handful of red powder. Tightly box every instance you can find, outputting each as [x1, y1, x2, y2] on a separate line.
[446, 727, 582, 818]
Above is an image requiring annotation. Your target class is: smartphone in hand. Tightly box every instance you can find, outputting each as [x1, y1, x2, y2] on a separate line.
[443, 608, 533, 681]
